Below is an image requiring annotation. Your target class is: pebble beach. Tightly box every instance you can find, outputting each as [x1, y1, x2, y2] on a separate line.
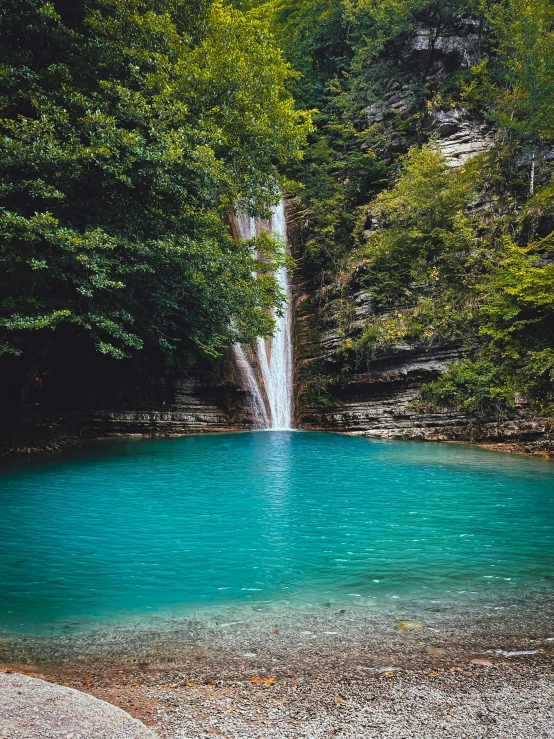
[2, 593, 553, 738]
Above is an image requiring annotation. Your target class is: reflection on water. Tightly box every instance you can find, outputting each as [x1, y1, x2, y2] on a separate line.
[0, 431, 553, 634]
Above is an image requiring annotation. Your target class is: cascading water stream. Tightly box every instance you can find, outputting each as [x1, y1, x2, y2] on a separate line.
[256, 202, 293, 429]
[232, 202, 294, 430]
[231, 343, 270, 428]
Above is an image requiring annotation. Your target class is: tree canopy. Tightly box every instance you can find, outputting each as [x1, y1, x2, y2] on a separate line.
[0, 0, 310, 408]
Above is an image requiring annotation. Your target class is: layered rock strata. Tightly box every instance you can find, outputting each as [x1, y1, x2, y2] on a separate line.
[82, 377, 250, 435]
[56, 372, 254, 438]
[291, 246, 554, 457]
[294, 314, 554, 455]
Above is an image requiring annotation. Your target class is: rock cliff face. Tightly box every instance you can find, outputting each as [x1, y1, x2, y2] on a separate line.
[293, 264, 466, 437]
[430, 110, 494, 167]
[56, 364, 255, 438]
[81, 376, 251, 435]
[291, 218, 554, 456]
[293, 283, 554, 454]
[298, 344, 466, 432]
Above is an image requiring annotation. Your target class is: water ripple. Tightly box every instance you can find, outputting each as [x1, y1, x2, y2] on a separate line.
[1, 432, 553, 633]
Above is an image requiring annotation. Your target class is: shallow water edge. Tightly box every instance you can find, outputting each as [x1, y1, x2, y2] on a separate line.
[2, 588, 553, 678]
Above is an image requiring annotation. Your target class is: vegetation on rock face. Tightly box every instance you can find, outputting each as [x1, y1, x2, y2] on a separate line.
[0, 0, 310, 416]
[267, 0, 554, 419]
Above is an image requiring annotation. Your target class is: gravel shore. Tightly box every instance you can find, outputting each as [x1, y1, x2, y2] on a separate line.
[2, 659, 553, 738]
[1, 594, 553, 738]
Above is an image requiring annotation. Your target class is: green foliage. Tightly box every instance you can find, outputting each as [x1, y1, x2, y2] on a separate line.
[0, 0, 311, 384]
[421, 216, 554, 417]
[340, 144, 481, 357]
[353, 144, 478, 305]
[465, 0, 554, 142]
[290, 117, 390, 270]
[273, 0, 554, 419]
[420, 359, 518, 418]
[265, 0, 351, 109]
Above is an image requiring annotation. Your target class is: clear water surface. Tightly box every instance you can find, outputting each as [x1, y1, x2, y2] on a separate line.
[1, 432, 553, 634]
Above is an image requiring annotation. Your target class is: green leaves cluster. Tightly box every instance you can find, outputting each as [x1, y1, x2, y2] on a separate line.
[338, 143, 481, 356]
[466, 0, 554, 143]
[0, 0, 310, 375]
[427, 232, 554, 417]
[353, 145, 478, 306]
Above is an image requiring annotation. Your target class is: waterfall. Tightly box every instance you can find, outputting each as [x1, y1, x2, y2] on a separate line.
[231, 343, 270, 428]
[257, 203, 294, 429]
[232, 202, 294, 430]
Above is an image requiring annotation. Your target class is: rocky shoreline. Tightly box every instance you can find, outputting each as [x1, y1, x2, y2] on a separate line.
[3, 660, 552, 739]
[347, 418, 554, 458]
[1, 593, 553, 737]
[2, 418, 553, 459]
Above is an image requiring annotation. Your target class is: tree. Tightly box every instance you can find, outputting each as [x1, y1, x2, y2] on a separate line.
[487, 0, 554, 143]
[353, 144, 478, 307]
[0, 0, 311, 411]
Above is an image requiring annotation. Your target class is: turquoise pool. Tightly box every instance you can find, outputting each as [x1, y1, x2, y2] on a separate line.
[1, 432, 553, 634]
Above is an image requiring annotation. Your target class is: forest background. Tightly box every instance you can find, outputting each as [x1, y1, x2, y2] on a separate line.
[1, 0, 553, 423]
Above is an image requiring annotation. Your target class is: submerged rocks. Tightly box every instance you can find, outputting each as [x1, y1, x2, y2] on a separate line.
[396, 620, 425, 631]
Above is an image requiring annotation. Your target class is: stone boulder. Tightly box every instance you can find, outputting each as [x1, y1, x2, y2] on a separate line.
[0, 672, 157, 739]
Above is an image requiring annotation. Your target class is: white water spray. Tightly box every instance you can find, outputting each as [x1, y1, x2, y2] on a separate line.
[257, 203, 294, 429]
[232, 202, 294, 430]
[231, 343, 270, 428]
